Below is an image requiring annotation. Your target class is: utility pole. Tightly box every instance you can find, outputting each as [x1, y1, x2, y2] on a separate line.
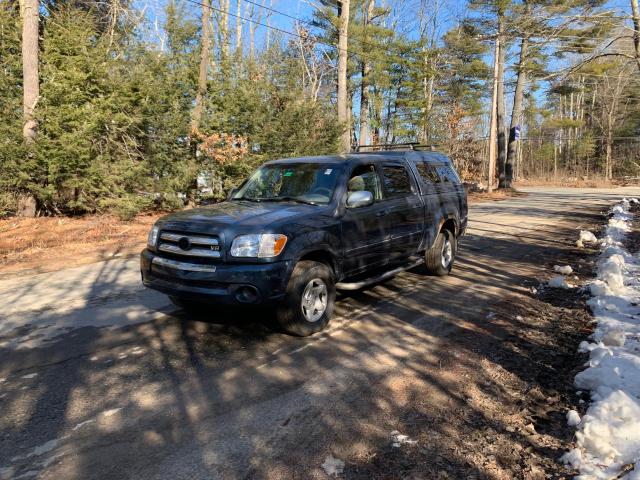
[487, 35, 500, 193]
[337, 0, 351, 153]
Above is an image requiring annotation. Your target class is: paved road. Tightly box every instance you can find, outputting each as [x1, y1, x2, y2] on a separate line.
[1, 187, 639, 480]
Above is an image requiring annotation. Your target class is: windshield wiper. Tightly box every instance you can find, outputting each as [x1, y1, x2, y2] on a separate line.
[258, 197, 318, 206]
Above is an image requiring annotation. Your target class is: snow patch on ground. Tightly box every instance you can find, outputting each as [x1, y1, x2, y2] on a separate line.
[549, 276, 573, 289]
[321, 454, 345, 476]
[561, 198, 640, 480]
[390, 430, 417, 448]
[554, 265, 574, 275]
[72, 419, 95, 431]
[102, 408, 122, 417]
[577, 230, 599, 248]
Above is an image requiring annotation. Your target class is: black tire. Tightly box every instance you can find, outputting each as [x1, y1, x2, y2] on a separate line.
[276, 260, 336, 336]
[425, 228, 456, 276]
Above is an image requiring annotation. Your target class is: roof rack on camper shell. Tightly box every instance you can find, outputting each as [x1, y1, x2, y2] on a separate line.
[354, 143, 440, 152]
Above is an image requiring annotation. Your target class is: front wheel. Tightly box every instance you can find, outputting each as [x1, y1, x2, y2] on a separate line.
[276, 260, 336, 336]
[425, 228, 457, 276]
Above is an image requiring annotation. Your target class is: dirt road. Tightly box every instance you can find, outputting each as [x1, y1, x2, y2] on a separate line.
[1, 187, 639, 480]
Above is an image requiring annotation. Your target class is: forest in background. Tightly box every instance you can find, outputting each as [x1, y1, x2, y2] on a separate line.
[1, 0, 640, 219]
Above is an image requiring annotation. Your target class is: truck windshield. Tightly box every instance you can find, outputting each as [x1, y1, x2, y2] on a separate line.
[232, 163, 341, 205]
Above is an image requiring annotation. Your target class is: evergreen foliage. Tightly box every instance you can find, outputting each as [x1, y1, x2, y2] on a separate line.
[2, 0, 639, 218]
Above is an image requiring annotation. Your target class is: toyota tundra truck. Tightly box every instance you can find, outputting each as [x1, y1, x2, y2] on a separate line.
[141, 147, 468, 336]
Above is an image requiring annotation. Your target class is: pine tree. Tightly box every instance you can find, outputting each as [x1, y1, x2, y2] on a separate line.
[0, 1, 27, 214]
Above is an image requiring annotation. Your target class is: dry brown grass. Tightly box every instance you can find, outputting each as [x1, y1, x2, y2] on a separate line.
[0, 213, 162, 276]
[0, 187, 530, 276]
[467, 188, 527, 204]
[514, 177, 614, 188]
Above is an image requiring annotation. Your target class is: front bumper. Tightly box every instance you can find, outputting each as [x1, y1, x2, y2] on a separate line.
[140, 249, 293, 305]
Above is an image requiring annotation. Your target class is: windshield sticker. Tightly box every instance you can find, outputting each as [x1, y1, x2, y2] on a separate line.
[324, 169, 332, 175]
[283, 171, 293, 177]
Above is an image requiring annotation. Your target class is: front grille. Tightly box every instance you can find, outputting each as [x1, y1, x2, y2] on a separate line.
[158, 231, 221, 259]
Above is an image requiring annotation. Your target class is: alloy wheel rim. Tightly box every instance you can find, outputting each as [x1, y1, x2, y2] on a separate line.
[300, 278, 328, 323]
[441, 235, 453, 268]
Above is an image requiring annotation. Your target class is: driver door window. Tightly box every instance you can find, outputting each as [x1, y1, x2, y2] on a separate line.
[347, 164, 383, 201]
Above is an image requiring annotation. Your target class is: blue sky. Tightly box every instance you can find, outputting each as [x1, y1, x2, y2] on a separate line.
[138, 0, 636, 134]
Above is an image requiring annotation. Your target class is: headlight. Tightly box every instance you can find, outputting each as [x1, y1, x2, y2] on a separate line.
[147, 225, 159, 249]
[230, 234, 288, 258]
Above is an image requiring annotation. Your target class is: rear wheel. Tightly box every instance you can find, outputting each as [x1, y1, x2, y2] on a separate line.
[425, 228, 456, 276]
[276, 260, 335, 336]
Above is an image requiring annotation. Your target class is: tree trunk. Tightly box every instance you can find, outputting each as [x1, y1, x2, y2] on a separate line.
[219, 0, 230, 61]
[631, 0, 640, 71]
[605, 134, 612, 180]
[488, 35, 500, 193]
[22, 0, 38, 143]
[337, 0, 351, 152]
[505, 36, 528, 188]
[235, 0, 242, 54]
[192, 0, 211, 133]
[421, 73, 434, 143]
[20, 0, 39, 217]
[358, 0, 373, 146]
[189, 0, 212, 205]
[496, 20, 507, 188]
[265, 0, 272, 50]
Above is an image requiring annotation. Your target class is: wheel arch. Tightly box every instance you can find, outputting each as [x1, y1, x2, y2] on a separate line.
[441, 218, 458, 237]
[298, 249, 339, 278]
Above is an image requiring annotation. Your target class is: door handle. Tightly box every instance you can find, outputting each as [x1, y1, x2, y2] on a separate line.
[376, 210, 388, 216]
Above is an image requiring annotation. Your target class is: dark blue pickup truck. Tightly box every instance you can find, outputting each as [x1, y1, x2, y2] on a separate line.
[141, 149, 467, 335]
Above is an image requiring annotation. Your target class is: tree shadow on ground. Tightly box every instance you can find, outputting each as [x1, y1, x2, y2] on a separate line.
[0, 188, 629, 480]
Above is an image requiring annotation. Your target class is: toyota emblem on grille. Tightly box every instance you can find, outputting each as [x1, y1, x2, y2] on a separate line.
[178, 237, 191, 250]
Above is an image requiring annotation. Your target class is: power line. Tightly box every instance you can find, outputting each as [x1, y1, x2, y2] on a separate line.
[182, 0, 418, 66]
[244, 0, 406, 60]
[242, 0, 317, 30]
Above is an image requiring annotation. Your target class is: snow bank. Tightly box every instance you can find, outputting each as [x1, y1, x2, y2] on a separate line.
[562, 198, 640, 480]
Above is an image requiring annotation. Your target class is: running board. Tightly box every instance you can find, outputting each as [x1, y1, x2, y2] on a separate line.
[336, 258, 424, 291]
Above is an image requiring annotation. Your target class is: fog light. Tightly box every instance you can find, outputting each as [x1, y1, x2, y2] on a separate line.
[235, 286, 259, 303]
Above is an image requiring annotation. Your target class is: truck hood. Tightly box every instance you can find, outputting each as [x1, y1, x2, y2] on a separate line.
[156, 200, 328, 234]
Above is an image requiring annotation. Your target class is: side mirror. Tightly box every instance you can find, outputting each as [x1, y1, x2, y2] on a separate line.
[346, 190, 374, 208]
